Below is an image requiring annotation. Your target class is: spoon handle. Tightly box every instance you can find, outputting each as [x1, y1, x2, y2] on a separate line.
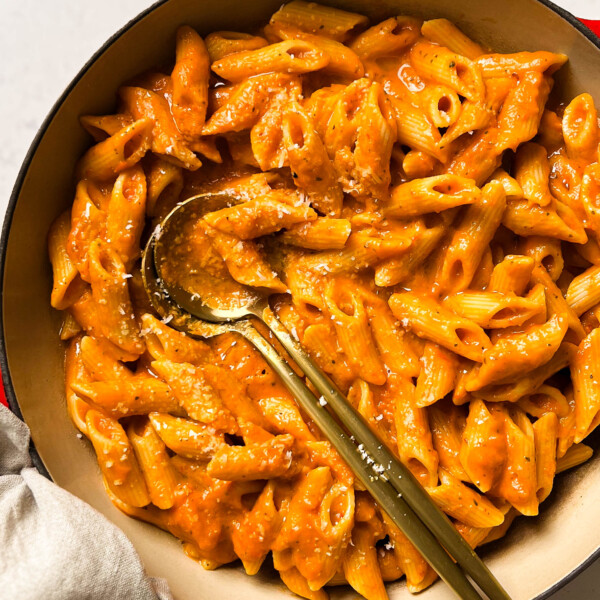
[256, 306, 511, 600]
[235, 319, 484, 600]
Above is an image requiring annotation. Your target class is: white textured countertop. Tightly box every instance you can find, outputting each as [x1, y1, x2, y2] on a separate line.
[1, 1, 599, 599]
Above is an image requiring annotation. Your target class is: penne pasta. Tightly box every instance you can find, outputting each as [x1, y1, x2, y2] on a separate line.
[428, 469, 505, 528]
[171, 26, 210, 141]
[503, 196, 587, 244]
[48, 211, 81, 310]
[489, 255, 535, 295]
[566, 264, 600, 317]
[465, 314, 567, 390]
[385, 174, 480, 219]
[281, 102, 343, 216]
[514, 142, 553, 207]
[205, 31, 268, 62]
[497, 71, 552, 151]
[389, 292, 491, 362]
[421, 19, 484, 59]
[279, 218, 351, 250]
[350, 16, 421, 60]
[128, 418, 179, 509]
[571, 328, 600, 442]
[76, 118, 152, 181]
[149, 412, 223, 460]
[207, 435, 295, 480]
[533, 412, 558, 502]
[429, 401, 470, 481]
[120, 86, 202, 170]
[71, 377, 178, 418]
[203, 191, 316, 239]
[87, 239, 144, 356]
[522, 236, 564, 282]
[391, 375, 439, 488]
[211, 40, 329, 82]
[443, 285, 546, 329]
[437, 180, 506, 293]
[556, 443, 593, 473]
[324, 279, 386, 385]
[343, 523, 388, 600]
[475, 51, 567, 78]
[105, 165, 147, 268]
[415, 343, 458, 407]
[269, 1, 369, 42]
[86, 410, 151, 507]
[562, 93, 598, 162]
[410, 41, 484, 101]
[266, 23, 364, 79]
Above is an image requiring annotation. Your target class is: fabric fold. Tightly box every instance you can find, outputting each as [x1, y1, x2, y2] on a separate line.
[0, 405, 173, 600]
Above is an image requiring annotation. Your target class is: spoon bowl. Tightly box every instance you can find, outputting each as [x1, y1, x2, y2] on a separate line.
[152, 192, 266, 324]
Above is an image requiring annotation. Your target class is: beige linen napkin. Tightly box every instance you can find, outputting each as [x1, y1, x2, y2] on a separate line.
[0, 405, 174, 600]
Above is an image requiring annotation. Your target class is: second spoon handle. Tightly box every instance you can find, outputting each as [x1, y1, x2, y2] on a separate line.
[258, 306, 510, 600]
[235, 319, 483, 600]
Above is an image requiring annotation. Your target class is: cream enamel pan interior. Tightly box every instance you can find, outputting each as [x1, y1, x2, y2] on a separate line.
[3, 1, 600, 598]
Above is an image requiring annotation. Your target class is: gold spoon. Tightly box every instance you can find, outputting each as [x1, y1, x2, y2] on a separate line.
[141, 193, 511, 600]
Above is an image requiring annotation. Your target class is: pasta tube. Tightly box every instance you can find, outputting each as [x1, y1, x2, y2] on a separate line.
[211, 40, 329, 82]
[171, 26, 210, 141]
[203, 191, 316, 239]
[488, 255, 535, 295]
[86, 410, 150, 507]
[269, 1, 368, 42]
[556, 443, 593, 473]
[428, 469, 505, 528]
[421, 19, 484, 59]
[232, 482, 281, 575]
[391, 376, 439, 488]
[281, 102, 343, 216]
[149, 412, 223, 459]
[105, 165, 147, 268]
[87, 239, 144, 356]
[410, 41, 484, 101]
[566, 264, 600, 317]
[266, 23, 364, 79]
[205, 31, 268, 62]
[442, 285, 547, 329]
[127, 418, 179, 509]
[120, 86, 202, 170]
[437, 181, 506, 293]
[533, 412, 558, 502]
[207, 434, 295, 480]
[350, 16, 421, 60]
[151, 359, 236, 432]
[342, 524, 388, 600]
[385, 174, 480, 219]
[514, 142, 553, 207]
[389, 292, 491, 362]
[562, 93, 598, 162]
[475, 51, 567, 78]
[466, 314, 567, 390]
[48, 211, 81, 310]
[203, 223, 287, 293]
[429, 401, 469, 481]
[76, 118, 152, 181]
[415, 343, 458, 407]
[71, 377, 178, 418]
[571, 328, 600, 442]
[323, 280, 386, 385]
[278, 218, 351, 250]
[503, 197, 587, 244]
